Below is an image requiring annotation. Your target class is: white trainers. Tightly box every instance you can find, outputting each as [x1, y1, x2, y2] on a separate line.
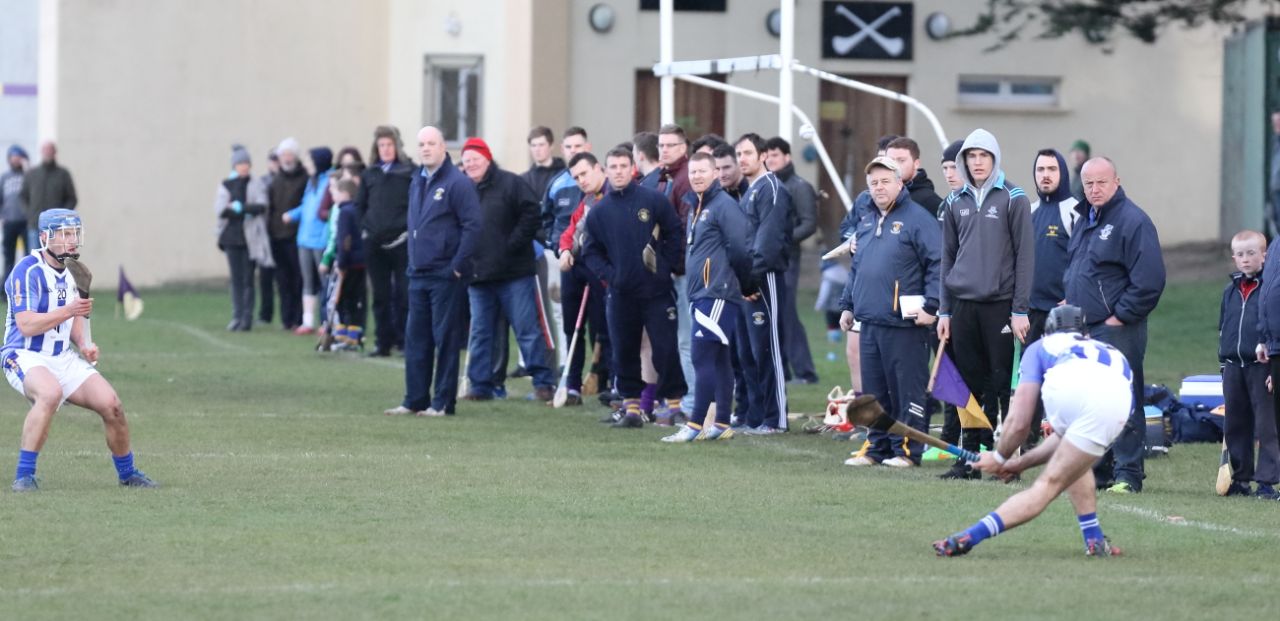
[384, 406, 413, 416]
[881, 456, 916, 468]
[698, 425, 734, 441]
[844, 455, 877, 466]
[661, 425, 701, 443]
[415, 408, 446, 417]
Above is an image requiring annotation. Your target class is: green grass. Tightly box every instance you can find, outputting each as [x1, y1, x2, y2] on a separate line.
[0, 281, 1275, 620]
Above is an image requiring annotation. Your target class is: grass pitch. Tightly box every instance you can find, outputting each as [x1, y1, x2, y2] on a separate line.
[0, 280, 1276, 620]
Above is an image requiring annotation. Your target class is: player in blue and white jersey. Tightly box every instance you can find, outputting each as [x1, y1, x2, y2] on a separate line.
[3, 208, 156, 491]
[933, 305, 1128, 558]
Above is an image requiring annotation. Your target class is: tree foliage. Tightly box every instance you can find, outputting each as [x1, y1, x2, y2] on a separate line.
[950, 0, 1253, 51]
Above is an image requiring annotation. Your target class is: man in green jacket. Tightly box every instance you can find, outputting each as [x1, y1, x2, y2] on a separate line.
[19, 141, 77, 253]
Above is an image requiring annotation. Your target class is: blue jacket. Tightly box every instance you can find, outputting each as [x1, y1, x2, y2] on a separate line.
[335, 201, 364, 270]
[740, 172, 792, 277]
[541, 169, 582, 250]
[1258, 243, 1280, 354]
[1063, 186, 1164, 325]
[839, 190, 875, 240]
[286, 169, 332, 251]
[686, 182, 754, 302]
[839, 188, 941, 328]
[1220, 272, 1264, 365]
[582, 180, 683, 299]
[1029, 150, 1079, 312]
[407, 154, 481, 278]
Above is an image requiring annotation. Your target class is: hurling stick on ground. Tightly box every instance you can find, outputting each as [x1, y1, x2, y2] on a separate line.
[844, 394, 980, 462]
[61, 257, 96, 361]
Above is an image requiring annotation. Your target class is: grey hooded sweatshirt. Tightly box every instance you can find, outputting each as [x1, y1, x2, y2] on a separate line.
[938, 128, 1035, 316]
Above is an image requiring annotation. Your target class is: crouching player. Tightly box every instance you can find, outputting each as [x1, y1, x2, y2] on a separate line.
[933, 305, 1126, 557]
[662, 152, 754, 442]
[4, 209, 157, 491]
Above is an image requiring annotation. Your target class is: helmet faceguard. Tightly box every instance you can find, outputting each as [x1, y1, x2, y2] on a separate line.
[1044, 304, 1087, 336]
[37, 209, 83, 262]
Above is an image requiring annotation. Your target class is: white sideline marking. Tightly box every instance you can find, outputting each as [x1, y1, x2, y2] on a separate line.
[1108, 503, 1278, 539]
[142, 319, 250, 352]
[39, 449, 431, 461]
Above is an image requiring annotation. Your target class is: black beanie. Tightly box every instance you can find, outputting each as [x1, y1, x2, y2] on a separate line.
[941, 139, 963, 164]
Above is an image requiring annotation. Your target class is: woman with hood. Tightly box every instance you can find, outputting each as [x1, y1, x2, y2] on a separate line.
[283, 146, 333, 334]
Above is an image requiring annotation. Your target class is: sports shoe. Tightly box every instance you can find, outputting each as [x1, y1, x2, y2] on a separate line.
[661, 425, 701, 443]
[1225, 481, 1253, 497]
[11, 475, 38, 492]
[384, 405, 413, 416]
[293, 325, 315, 336]
[932, 534, 974, 557]
[1106, 481, 1138, 494]
[698, 426, 734, 441]
[1084, 537, 1122, 558]
[939, 462, 981, 480]
[599, 408, 624, 424]
[560, 392, 583, 406]
[744, 425, 783, 436]
[612, 413, 644, 429]
[510, 365, 530, 378]
[844, 455, 877, 466]
[1254, 484, 1280, 500]
[529, 386, 555, 402]
[881, 456, 916, 468]
[119, 471, 158, 488]
[654, 410, 675, 427]
[493, 386, 508, 399]
[415, 408, 446, 417]
[462, 393, 494, 402]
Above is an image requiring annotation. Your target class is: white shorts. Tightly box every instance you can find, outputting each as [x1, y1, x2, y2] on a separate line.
[1041, 361, 1132, 457]
[3, 349, 99, 405]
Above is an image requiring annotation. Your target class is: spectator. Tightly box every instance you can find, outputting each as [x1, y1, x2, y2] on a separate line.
[521, 126, 565, 199]
[765, 136, 819, 385]
[254, 149, 280, 325]
[359, 125, 413, 358]
[557, 152, 613, 406]
[933, 139, 965, 449]
[331, 177, 367, 349]
[1065, 156, 1165, 494]
[1068, 139, 1090, 200]
[214, 145, 268, 331]
[884, 137, 943, 217]
[457, 137, 555, 402]
[19, 141, 77, 254]
[1, 145, 29, 280]
[634, 131, 661, 188]
[1270, 111, 1280, 231]
[540, 127, 592, 369]
[712, 143, 747, 200]
[283, 146, 334, 335]
[265, 137, 308, 330]
[839, 156, 940, 467]
[656, 124, 696, 415]
[383, 126, 480, 417]
[937, 128, 1034, 480]
[690, 133, 726, 156]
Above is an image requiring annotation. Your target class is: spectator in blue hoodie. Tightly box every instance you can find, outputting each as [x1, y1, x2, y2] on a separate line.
[383, 126, 481, 418]
[1064, 156, 1165, 494]
[283, 146, 333, 335]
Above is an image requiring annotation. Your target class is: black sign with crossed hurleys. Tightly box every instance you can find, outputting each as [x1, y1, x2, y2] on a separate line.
[822, 1, 914, 61]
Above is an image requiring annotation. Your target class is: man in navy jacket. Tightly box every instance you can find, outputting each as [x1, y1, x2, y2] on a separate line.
[1063, 157, 1165, 493]
[582, 147, 687, 429]
[384, 126, 481, 418]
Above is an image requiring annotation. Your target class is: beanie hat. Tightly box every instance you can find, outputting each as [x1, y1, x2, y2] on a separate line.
[230, 144, 251, 167]
[941, 139, 963, 164]
[1070, 139, 1091, 155]
[7, 145, 28, 160]
[461, 137, 493, 162]
[277, 137, 300, 156]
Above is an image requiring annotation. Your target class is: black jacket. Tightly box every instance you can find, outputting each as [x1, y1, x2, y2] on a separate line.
[358, 158, 414, 246]
[267, 165, 308, 240]
[1029, 150, 1079, 312]
[740, 172, 792, 277]
[19, 161, 77, 229]
[773, 163, 817, 251]
[907, 168, 944, 218]
[522, 157, 566, 200]
[582, 181, 683, 299]
[686, 182, 754, 301]
[470, 163, 541, 283]
[1220, 272, 1263, 366]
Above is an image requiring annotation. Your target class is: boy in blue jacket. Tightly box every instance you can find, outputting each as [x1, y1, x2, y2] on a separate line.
[1219, 230, 1279, 498]
[332, 178, 366, 348]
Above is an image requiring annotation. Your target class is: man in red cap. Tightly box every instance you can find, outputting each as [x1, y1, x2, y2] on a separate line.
[457, 137, 556, 402]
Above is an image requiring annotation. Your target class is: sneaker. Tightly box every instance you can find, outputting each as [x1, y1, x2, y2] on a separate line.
[599, 408, 624, 424]
[882, 456, 916, 468]
[1084, 537, 1122, 558]
[939, 462, 981, 480]
[367, 348, 392, 358]
[844, 455, 877, 466]
[119, 471, 158, 488]
[654, 411, 674, 427]
[384, 405, 414, 416]
[932, 534, 974, 557]
[1254, 484, 1280, 500]
[493, 386, 508, 400]
[661, 425, 701, 443]
[611, 413, 644, 429]
[1106, 481, 1138, 494]
[744, 425, 783, 436]
[1225, 481, 1253, 497]
[461, 393, 494, 402]
[415, 408, 447, 417]
[529, 386, 555, 402]
[510, 365, 530, 378]
[698, 426, 734, 441]
[561, 392, 583, 406]
[293, 326, 315, 336]
[11, 475, 38, 492]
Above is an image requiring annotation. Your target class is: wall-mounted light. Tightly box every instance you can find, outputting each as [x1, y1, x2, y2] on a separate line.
[589, 4, 616, 34]
[765, 8, 782, 38]
[444, 13, 462, 37]
[925, 12, 950, 40]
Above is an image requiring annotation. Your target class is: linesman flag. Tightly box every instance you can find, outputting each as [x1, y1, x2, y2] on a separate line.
[931, 350, 992, 430]
[117, 266, 144, 321]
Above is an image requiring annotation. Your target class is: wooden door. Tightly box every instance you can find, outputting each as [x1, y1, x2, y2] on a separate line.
[634, 71, 726, 138]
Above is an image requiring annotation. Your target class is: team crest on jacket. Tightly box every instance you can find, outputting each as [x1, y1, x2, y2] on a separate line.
[959, 209, 970, 217]
[433, 188, 445, 201]
[1099, 224, 1114, 240]
[1045, 224, 1059, 238]
[985, 205, 999, 219]
[752, 311, 765, 326]
[638, 208, 651, 223]
[666, 306, 677, 321]
[890, 221, 903, 234]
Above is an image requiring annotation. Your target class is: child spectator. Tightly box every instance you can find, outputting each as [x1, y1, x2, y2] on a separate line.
[1218, 230, 1279, 498]
[331, 177, 366, 348]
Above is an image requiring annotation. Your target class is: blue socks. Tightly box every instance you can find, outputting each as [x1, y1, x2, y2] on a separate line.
[961, 512, 1005, 546]
[112, 452, 136, 480]
[15, 450, 38, 480]
[1078, 512, 1104, 544]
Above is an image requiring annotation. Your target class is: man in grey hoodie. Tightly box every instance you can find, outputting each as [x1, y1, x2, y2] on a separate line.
[936, 128, 1035, 480]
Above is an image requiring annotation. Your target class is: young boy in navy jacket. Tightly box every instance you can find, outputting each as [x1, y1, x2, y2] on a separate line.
[1219, 230, 1279, 498]
[332, 178, 366, 348]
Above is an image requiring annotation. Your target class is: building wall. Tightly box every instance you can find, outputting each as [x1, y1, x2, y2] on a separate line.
[0, 0, 38, 155]
[566, 0, 1231, 245]
[54, 0, 389, 286]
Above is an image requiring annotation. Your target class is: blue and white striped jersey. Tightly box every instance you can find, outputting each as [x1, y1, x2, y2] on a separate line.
[3, 252, 77, 358]
[1020, 331, 1132, 385]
